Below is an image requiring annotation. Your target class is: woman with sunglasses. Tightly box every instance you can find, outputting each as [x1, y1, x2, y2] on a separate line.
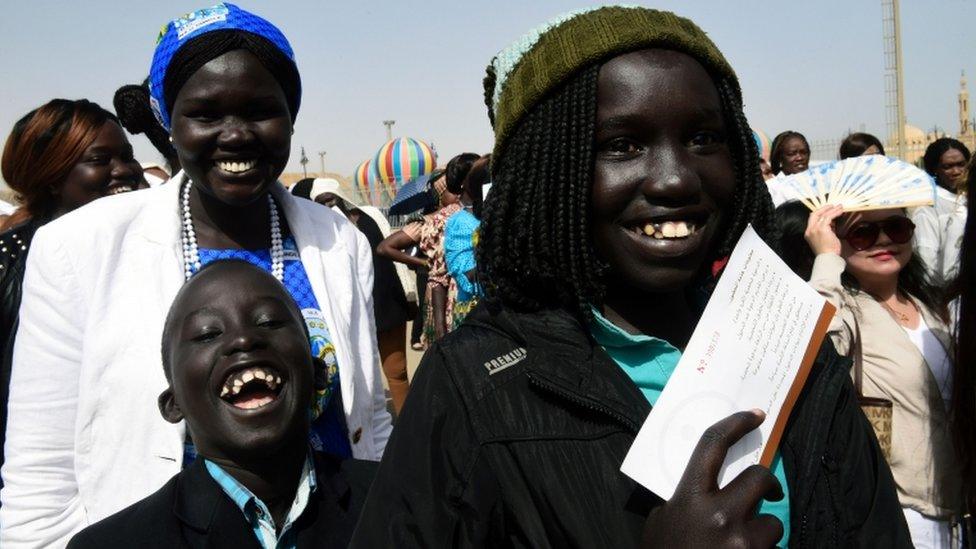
[805, 205, 961, 547]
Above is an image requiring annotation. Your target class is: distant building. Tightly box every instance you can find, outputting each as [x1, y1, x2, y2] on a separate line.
[957, 71, 976, 153]
[885, 71, 975, 166]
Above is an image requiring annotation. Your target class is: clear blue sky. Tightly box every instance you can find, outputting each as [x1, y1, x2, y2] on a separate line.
[1, 0, 973, 180]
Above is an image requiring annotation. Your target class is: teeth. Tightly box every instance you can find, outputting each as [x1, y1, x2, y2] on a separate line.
[639, 220, 697, 240]
[107, 185, 133, 196]
[220, 366, 283, 400]
[216, 160, 257, 173]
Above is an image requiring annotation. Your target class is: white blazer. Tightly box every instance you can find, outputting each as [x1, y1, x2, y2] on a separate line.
[0, 175, 392, 548]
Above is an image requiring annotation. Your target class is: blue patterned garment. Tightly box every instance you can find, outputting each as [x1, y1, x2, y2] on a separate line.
[148, 2, 299, 130]
[183, 236, 352, 466]
[444, 209, 482, 302]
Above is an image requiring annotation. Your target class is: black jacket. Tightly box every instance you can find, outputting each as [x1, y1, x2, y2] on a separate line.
[0, 217, 44, 493]
[68, 453, 377, 549]
[352, 304, 910, 548]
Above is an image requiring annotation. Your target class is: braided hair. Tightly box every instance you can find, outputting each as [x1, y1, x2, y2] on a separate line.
[478, 62, 775, 320]
[113, 80, 179, 171]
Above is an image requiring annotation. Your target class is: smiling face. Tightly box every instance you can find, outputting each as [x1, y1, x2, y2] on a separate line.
[839, 208, 913, 282]
[170, 49, 292, 207]
[591, 49, 736, 293]
[778, 136, 810, 175]
[159, 262, 314, 460]
[57, 121, 143, 214]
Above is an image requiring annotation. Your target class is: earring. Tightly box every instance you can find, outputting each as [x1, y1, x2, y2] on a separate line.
[169, 136, 174, 143]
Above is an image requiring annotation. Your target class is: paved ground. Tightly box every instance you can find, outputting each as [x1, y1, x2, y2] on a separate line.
[405, 321, 424, 380]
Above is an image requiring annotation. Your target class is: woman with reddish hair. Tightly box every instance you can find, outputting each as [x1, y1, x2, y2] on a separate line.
[0, 99, 143, 231]
[0, 98, 144, 492]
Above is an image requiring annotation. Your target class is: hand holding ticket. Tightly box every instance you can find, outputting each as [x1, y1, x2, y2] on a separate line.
[621, 225, 834, 500]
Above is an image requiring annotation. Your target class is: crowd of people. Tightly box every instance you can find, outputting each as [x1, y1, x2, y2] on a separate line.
[0, 3, 972, 548]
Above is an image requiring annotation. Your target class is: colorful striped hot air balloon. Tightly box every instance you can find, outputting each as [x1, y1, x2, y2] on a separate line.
[352, 159, 377, 205]
[372, 137, 437, 202]
[752, 129, 772, 162]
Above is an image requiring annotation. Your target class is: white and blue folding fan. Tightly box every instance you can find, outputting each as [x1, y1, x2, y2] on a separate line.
[774, 155, 936, 212]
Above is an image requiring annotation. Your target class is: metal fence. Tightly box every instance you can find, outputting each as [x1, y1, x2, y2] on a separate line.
[809, 138, 930, 167]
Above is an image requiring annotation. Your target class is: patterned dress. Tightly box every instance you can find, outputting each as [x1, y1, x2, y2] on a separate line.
[418, 203, 462, 347]
[444, 208, 481, 326]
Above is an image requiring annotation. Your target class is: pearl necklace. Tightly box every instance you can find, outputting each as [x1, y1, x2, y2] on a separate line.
[180, 180, 284, 281]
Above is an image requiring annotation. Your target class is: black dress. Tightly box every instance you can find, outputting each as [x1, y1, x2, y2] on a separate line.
[0, 216, 46, 492]
[355, 213, 409, 333]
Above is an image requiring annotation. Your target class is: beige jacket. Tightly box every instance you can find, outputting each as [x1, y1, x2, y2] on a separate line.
[809, 253, 960, 519]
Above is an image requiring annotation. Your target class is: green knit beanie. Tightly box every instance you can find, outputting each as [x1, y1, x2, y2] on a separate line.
[484, 5, 740, 161]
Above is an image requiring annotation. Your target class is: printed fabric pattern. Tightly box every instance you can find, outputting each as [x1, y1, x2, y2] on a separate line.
[419, 203, 462, 347]
[148, 2, 298, 130]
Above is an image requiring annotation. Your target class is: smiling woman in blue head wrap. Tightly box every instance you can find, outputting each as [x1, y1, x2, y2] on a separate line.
[0, 5, 391, 546]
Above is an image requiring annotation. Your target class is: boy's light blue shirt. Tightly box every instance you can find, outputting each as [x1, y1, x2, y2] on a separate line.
[589, 309, 790, 547]
[205, 454, 317, 549]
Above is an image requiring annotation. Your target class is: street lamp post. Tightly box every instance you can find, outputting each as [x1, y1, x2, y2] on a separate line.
[318, 151, 326, 175]
[382, 120, 395, 141]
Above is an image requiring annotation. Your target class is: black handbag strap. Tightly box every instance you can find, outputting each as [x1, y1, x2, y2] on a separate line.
[850, 318, 865, 398]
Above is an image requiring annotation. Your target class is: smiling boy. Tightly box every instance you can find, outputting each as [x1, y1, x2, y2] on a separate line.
[68, 260, 375, 548]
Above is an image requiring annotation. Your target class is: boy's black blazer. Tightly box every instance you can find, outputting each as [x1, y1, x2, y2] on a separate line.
[68, 452, 376, 549]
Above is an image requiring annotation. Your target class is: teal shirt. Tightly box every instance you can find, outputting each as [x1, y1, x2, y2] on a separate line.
[590, 309, 790, 548]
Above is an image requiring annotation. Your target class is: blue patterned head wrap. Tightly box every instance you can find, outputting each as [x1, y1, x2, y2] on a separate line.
[148, 3, 298, 130]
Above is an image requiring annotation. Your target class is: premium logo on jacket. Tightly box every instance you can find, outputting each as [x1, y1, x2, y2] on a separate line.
[485, 347, 527, 375]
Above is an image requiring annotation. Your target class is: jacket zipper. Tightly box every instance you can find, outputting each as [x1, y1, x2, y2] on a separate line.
[821, 455, 839, 546]
[527, 373, 641, 432]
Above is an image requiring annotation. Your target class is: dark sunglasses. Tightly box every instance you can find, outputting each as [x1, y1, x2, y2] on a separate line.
[842, 216, 915, 251]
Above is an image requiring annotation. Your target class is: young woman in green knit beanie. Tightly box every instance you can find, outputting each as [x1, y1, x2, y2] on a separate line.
[354, 7, 909, 547]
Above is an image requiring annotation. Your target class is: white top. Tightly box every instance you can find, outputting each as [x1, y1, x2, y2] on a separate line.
[910, 187, 967, 286]
[901, 314, 953, 407]
[0, 175, 392, 548]
[0, 198, 16, 215]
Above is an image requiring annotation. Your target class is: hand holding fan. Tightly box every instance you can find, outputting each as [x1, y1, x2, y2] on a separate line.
[776, 155, 936, 212]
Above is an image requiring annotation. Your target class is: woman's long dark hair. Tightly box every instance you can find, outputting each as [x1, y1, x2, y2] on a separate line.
[774, 200, 944, 319]
[773, 201, 816, 280]
[847, 254, 945, 320]
[949, 162, 976, 511]
[840, 215, 945, 319]
[478, 62, 776, 320]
